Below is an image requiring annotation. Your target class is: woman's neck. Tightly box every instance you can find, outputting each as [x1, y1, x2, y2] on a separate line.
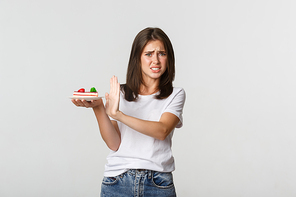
[139, 84, 159, 95]
[139, 75, 160, 95]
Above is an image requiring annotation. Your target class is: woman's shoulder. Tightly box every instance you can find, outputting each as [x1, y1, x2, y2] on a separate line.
[170, 87, 186, 100]
[173, 87, 184, 91]
[172, 87, 186, 95]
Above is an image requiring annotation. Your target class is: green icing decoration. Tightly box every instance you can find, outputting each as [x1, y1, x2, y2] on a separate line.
[90, 87, 97, 92]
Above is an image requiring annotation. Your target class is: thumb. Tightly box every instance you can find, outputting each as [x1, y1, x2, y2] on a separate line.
[105, 93, 109, 105]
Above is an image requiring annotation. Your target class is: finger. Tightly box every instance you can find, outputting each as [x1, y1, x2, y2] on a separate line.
[110, 76, 114, 95]
[71, 99, 80, 106]
[105, 93, 109, 103]
[112, 75, 117, 94]
[81, 99, 91, 108]
[74, 99, 85, 107]
[105, 93, 109, 105]
[77, 99, 87, 107]
[116, 76, 120, 94]
[112, 76, 119, 96]
[114, 76, 118, 92]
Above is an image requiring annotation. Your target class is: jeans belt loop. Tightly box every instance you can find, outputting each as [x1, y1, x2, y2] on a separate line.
[148, 170, 152, 179]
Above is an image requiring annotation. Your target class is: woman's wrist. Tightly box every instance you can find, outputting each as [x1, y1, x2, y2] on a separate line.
[92, 104, 105, 112]
[112, 111, 124, 121]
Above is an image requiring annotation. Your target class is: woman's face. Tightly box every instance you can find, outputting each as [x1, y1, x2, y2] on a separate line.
[140, 40, 167, 82]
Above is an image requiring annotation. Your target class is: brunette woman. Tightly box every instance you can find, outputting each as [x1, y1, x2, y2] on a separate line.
[72, 27, 185, 197]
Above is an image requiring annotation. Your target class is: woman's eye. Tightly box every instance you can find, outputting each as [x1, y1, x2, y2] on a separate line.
[159, 53, 166, 56]
[145, 53, 152, 57]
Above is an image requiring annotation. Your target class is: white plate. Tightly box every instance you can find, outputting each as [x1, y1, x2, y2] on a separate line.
[69, 96, 104, 101]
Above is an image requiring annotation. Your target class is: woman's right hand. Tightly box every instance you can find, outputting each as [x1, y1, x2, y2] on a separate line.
[71, 98, 104, 109]
[105, 76, 121, 120]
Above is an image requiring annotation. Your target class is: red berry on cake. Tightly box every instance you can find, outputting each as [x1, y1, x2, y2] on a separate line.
[78, 88, 85, 92]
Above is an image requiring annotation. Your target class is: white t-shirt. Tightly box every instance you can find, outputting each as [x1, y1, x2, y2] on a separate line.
[104, 87, 186, 177]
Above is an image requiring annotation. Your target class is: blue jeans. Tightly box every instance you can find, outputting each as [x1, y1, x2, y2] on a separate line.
[101, 169, 176, 197]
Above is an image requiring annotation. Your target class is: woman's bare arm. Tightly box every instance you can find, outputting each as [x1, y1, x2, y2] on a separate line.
[71, 98, 121, 151]
[116, 111, 180, 140]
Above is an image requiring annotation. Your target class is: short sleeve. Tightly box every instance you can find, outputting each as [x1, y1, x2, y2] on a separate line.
[163, 88, 186, 128]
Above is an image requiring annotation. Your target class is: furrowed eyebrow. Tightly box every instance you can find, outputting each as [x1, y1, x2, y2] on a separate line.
[144, 50, 166, 53]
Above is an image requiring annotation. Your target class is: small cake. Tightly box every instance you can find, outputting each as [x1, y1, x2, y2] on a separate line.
[73, 87, 98, 97]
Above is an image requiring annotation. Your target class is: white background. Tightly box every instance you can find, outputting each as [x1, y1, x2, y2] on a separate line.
[1, 0, 296, 196]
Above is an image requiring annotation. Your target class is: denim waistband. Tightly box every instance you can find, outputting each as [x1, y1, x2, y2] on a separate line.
[127, 169, 153, 177]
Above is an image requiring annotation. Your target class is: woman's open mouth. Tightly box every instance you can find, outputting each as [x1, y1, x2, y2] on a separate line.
[150, 67, 161, 72]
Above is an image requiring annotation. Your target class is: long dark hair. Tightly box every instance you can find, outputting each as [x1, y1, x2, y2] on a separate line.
[121, 27, 175, 101]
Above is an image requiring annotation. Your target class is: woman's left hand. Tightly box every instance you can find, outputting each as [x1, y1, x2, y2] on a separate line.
[71, 98, 104, 108]
[105, 76, 121, 120]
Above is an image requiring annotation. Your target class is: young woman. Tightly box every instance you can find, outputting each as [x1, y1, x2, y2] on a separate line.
[72, 27, 185, 197]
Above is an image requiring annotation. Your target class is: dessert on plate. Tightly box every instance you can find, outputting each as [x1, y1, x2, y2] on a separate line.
[73, 87, 98, 97]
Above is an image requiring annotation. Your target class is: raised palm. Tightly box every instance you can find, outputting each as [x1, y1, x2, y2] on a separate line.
[105, 76, 120, 119]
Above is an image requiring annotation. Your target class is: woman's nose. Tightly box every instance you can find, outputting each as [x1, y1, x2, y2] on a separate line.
[152, 54, 160, 64]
